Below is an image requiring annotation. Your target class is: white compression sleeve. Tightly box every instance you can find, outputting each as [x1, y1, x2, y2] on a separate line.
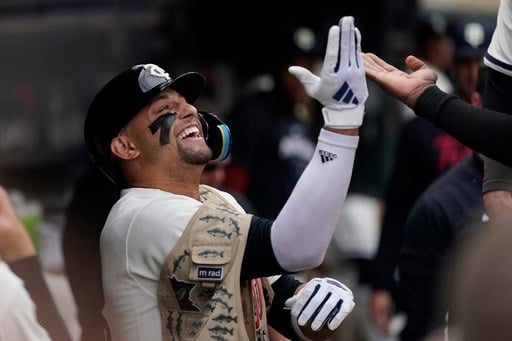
[271, 128, 359, 272]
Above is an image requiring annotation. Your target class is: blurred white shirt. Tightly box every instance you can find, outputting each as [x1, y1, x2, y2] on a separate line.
[0, 261, 51, 341]
[484, 0, 512, 76]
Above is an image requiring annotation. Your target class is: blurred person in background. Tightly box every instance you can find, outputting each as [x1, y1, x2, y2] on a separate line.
[398, 150, 486, 341]
[395, 18, 492, 341]
[223, 26, 324, 219]
[368, 12, 465, 338]
[0, 185, 71, 341]
[397, 12, 455, 121]
[478, 0, 512, 225]
[362, 1, 512, 337]
[200, 156, 257, 215]
[447, 219, 512, 341]
[361, 6, 512, 168]
[439, 3, 512, 339]
[63, 161, 120, 341]
[413, 13, 455, 94]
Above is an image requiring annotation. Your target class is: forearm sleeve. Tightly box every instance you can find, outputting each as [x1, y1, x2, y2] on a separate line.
[415, 86, 512, 167]
[9, 256, 72, 341]
[271, 128, 358, 271]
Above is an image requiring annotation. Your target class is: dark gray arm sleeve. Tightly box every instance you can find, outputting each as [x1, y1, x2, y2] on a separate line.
[414, 86, 512, 167]
[480, 69, 512, 193]
[9, 256, 72, 341]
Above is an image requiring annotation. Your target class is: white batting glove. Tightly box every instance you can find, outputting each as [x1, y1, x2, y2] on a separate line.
[285, 277, 355, 337]
[288, 16, 368, 129]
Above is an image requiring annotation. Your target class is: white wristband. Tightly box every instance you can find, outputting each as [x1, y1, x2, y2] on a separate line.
[322, 106, 365, 129]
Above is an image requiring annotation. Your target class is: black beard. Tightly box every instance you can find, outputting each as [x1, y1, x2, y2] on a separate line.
[177, 144, 212, 165]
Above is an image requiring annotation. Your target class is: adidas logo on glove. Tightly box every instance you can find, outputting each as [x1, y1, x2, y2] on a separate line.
[333, 81, 360, 105]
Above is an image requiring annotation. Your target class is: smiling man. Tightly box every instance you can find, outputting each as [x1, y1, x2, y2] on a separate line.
[83, 16, 365, 341]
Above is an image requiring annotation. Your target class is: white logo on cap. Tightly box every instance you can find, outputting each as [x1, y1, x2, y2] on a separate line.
[464, 22, 485, 48]
[134, 64, 171, 93]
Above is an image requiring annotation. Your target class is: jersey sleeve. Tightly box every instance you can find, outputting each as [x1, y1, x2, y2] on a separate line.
[241, 216, 289, 280]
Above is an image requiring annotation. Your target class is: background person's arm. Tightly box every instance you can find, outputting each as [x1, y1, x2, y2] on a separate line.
[363, 53, 512, 167]
[0, 186, 72, 341]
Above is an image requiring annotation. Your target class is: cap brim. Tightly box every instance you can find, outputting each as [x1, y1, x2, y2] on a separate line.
[454, 48, 485, 60]
[162, 72, 206, 104]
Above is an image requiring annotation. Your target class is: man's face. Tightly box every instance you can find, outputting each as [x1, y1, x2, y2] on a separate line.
[122, 88, 212, 171]
[453, 57, 482, 103]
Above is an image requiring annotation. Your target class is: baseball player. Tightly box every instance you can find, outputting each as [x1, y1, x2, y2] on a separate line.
[0, 186, 71, 341]
[84, 16, 366, 341]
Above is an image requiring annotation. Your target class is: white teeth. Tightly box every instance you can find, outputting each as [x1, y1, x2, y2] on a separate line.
[178, 126, 199, 139]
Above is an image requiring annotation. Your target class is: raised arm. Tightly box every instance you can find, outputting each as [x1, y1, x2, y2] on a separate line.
[269, 16, 366, 271]
[0, 187, 72, 341]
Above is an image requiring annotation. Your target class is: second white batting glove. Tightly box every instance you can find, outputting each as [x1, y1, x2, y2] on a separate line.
[289, 16, 368, 129]
[285, 277, 355, 338]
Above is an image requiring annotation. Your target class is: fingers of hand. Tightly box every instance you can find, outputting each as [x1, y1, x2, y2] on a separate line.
[338, 16, 354, 70]
[310, 293, 341, 330]
[323, 25, 341, 74]
[405, 55, 427, 71]
[292, 279, 320, 318]
[295, 278, 355, 331]
[288, 66, 312, 83]
[284, 295, 298, 309]
[288, 66, 320, 99]
[355, 28, 362, 68]
[297, 282, 326, 326]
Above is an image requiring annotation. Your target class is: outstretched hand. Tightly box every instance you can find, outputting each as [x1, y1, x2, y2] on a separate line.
[362, 53, 438, 108]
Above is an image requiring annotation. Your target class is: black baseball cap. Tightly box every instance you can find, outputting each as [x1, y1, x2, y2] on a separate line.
[451, 20, 492, 60]
[84, 63, 205, 184]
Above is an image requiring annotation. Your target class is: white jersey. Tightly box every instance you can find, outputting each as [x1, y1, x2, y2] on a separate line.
[101, 129, 359, 340]
[100, 187, 245, 341]
[0, 261, 51, 341]
[484, 0, 512, 76]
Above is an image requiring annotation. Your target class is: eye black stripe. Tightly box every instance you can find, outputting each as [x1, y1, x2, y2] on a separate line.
[148, 112, 176, 146]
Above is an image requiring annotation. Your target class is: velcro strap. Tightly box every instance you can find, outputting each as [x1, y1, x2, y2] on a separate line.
[322, 106, 365, 129]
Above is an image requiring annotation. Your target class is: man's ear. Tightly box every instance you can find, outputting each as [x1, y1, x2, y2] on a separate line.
[111, 136, 139, 160]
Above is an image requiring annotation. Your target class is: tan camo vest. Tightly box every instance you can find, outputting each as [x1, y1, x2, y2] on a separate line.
[157, 185, 274, 340]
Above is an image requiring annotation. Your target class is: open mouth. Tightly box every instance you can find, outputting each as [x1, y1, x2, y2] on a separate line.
[177, 126, 201, 140]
